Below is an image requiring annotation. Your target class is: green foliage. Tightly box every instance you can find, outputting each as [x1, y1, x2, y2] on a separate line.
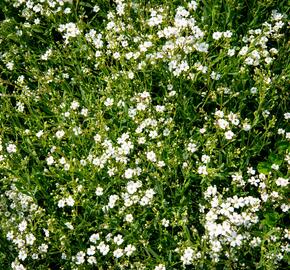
[0, 0, 289, 269]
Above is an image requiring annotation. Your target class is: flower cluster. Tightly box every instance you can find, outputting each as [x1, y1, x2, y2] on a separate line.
[0, 0, 289, 269]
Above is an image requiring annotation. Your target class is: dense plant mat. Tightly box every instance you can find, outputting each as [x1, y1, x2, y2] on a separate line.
[0, 0, 289, 269]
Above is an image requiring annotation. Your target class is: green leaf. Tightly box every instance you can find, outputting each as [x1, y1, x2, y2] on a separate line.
[257, 162, 271, 174]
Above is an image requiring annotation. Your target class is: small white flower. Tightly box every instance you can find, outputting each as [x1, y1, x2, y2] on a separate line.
[65, 222, 74, 230]
[55, 130, 65, 139]
[87, 245, 96, 256]
[58, 199, 66, 208]
[87, 256, 97, 264]
[217, 119, 229, 129]
[38, 243, 48, 253]
[250, 87, 258, 94]
[155, 264, 166, 270]
[113, 234, 124, 246]
[228, 48, 235, 56]
[124, 214, 134, 223]
[276, 177, 288, 187]
[97, 241, 110, 255]
[124, 244, 136, 256]
[271, 164, 279, 171]
[187, 142, 197, 153]
[113, 248, 124, 258]
[93, 5, 100, 13]
[198, 165, 208, 175]
[213, 31, 223, 40]
[26, 233, 36, 245]
[95, 187, 104, 196]
[201, 155, 210, 164]
[214, 110, 224, 118]
[36, 130, 44, 138]
[46, 156, 54, 166]
[224, 130, 234, 140]
[243, 123, 251, 131]
[284, 112, 290, 119]
[89, 233, 100, 244]
[18, 220, 27, 232]
[161, 218, 169, 227]
[124, 168, 134, 179]
[66, 196, 75, 207]
[7, 143, 17, 153]
[104, 98, 114, 107]
[146, 151, 157, 162]
[70, 100, 80, 110]
[94, 134, 101, 143]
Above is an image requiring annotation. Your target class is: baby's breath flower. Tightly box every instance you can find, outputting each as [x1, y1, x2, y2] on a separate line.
[95, 187, 104, 196]
[276, 177, 288, 187]
[146, 151, 157, 162]
[46, 156, 54, 166]
[224, 130, 235, 140]
[7, 143, 17, 153]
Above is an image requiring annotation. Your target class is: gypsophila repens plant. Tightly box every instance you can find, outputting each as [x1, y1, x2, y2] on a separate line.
[0, 0, 289, 269]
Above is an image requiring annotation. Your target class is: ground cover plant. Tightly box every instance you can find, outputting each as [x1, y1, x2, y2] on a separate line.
[0, 0, 289, 269]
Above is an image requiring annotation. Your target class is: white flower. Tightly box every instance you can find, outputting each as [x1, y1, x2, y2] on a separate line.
[18, 249, 27, 261]
[213, 31, 223, 40]
[89, 233, 100, 244]
[113, 248, 124, 258]
[70, 100, 79, 110]
[284, 112, 290, 119]
[46, 156, 54, 165]
[38, 244, 48, 253]
[104, 98, 114, 107]
[25, 233, 36, 245]
[243, 123, 251, 131]
[124, 244, 136, 256]
[214, 110, 224, 118]
[271, 164, 279, 171]
[18, 220, 27, 232]
[161, 218, 169, 227]
[239, 46, 248, 56]
[223, 30, 232, 38]
[181, 247, 194, 265]
[146, 151, 157, 162]
[217, 119, 229, 129]
[113, 234, 124, 246]
[87, 256, 97, 264]
[6, 61, 14, 70]
[200, 128, 206, 134]
[94, 134, 101, 143]
[228, 48, 235, 56]
[87, 245, 96, 256]
[224, 130, 234, 140]
[93, 5, 100, 13]
[155, 264, 166, 270]
[58, 199, 66, 208]
[126, 181, 138, 194]
[65, 222, 74, 230]
[66, 196, 75, 207]
[198, 165, 208, 175]
[36, 130, 44, 138]
[201, 155, 210, 164]
[55, 130, 65, 139]
[95, 187, 104, 196]
[75, 251, 85, 265]
[97, 241, 110, 255]
[7, 143, 17, 153]
[250, 87, 258, 94]
[124, 168, 134, 179]
[276, 177, 288, 187]
[187, 142, 197, 153]
[124, 214, 134, 223]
